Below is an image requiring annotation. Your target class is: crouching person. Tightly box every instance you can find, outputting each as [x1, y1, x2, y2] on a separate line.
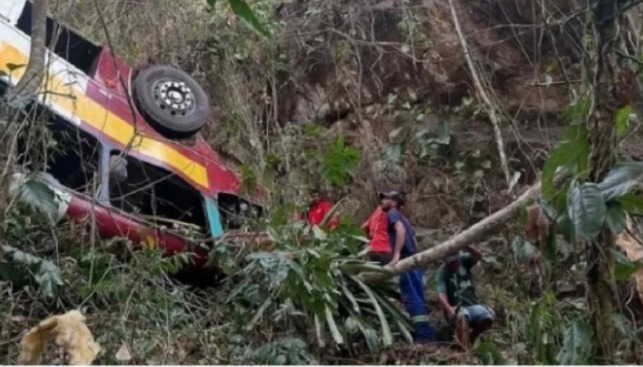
[436, 246, 494, 348]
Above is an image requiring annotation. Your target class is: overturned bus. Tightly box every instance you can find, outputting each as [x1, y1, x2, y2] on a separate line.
[0, 0, 264, 267]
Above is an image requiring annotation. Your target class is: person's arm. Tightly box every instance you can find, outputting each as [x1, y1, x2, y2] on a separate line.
[391, 221, 406, 264]
[436, 268, 455, 316]
[361, 219, 370, 233]
[466, 244, 483, 263]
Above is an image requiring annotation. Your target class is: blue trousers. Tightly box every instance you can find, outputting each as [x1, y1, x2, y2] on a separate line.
[399, 269, 436, 343]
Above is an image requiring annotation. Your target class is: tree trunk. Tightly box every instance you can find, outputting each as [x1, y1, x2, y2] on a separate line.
[585, 0, 628, 362]
[361, 182, 543, 281]
[0, 0, 48, 252]
[15, 0, 48, 94]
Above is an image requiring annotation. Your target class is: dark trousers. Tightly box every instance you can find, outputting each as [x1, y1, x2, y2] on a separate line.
[367, 251, 392, 265]
[399, 268, 435, 343]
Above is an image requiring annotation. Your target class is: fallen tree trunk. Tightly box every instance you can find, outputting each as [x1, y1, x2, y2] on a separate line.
[363, 181, 543, 281]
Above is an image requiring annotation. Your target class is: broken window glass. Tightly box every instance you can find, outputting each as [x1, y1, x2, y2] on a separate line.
[107, 152, 209, 237]
[17, 118, 102, 198]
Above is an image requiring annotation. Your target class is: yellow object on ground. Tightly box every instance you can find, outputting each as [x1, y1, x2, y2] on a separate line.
[18, 310, 101, 365]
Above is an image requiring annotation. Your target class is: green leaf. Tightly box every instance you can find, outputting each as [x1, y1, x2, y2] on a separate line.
[616, 105, 632, 137]
[14, 177, 59, 221]
[611, 312, 637, 341]
[511, 235, 538, 263]
[605, 201, 626, 235]
[311, 225, 327, 241]
[557, 319, 592, 365]
[612, 248, 641, 281]
[320, 135, 360, 188]
[372, 291, 413, 343]
[227, 0, 269, 38]
[245, 298, 271, 331]
[1, 245, 64, 299]
[324, 306, 344, 345]
[342, 306, 381, 351]
[362, 328, 379, 351]
[617, 194, 643, 214]
[563, 96, 592, 125]
[206, 0, 217, 6]
[313, 314, 325, 348]
[568, 182, 607, 241]
[350, 275, 393, 346]
[434, 120, 451, 145]
[340, 283, 360, 313]
[556, 211, 575, 244]
[542, 122, 589, 199]
[597, 162, 643, 201]
[474, 341, 506, 365]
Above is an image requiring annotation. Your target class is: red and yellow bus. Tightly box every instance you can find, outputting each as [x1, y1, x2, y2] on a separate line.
[1, 0, 265, 267]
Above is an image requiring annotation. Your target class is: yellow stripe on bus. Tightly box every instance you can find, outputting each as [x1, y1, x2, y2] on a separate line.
[0, 42, 209, 188]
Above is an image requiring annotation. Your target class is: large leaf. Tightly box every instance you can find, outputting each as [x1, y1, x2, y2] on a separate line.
[568, 182, 607, 241]
[611, 312, 637, 341]
[556, 211, 575, 245]
[474, 341, 506, 365]
[14, 177, 59, 220]
[371, 291, 413, 343]
[617, 193, 643, 214]
[611, 248, 642, 281]
[557, 319, 592, 365]
[350, 275, 393, 346]
[605, 201, 626, 235]
[1, 245, 64, 298]
[616, 105, 632, 137]
[542, 102, 590, 199]
[320, 135, 360, 188]
[324, 306, 344, 345]
[227, 0, 269, 38]
[597, 162, 643, 201]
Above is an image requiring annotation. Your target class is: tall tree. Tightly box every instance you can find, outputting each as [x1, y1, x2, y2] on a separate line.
[585, 0, 631, 361]
[0, 0, 49, 250]
[15, 0, 48, 94]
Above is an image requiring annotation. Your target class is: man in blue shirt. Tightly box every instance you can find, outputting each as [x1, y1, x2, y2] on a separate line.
[380, 191, 435, 343]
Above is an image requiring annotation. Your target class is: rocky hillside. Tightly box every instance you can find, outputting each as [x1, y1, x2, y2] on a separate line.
[59, 0, 643, 238]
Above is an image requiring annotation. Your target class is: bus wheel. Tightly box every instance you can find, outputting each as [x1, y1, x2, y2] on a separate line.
[133, 65, 211, 139]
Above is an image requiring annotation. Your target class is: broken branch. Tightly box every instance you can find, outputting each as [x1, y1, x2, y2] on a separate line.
[448, 0, 513, 192]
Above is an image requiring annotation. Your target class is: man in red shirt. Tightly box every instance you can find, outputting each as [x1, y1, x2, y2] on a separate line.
[306, 190, 340, 229]
[361, 198, 392, 265]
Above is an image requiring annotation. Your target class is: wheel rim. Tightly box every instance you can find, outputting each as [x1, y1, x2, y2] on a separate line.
[152, 79, 196, 116]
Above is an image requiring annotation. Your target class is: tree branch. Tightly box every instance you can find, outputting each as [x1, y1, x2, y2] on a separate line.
[362, 181, 543, 281]
[447, 0, 513, 193]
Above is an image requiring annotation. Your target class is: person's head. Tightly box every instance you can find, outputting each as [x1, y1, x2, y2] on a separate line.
[379, 191, 405, 211]
[445, 253, 460, 271]
[311, 188, 325, 204]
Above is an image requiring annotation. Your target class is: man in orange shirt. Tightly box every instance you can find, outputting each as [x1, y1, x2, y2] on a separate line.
[361, 197, 392, 265]
[306, 189, 340, 230]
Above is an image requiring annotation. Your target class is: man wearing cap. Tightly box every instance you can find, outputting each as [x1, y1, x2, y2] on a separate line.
[436, 245, 494, 348]
[380, 190, 435, 343]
